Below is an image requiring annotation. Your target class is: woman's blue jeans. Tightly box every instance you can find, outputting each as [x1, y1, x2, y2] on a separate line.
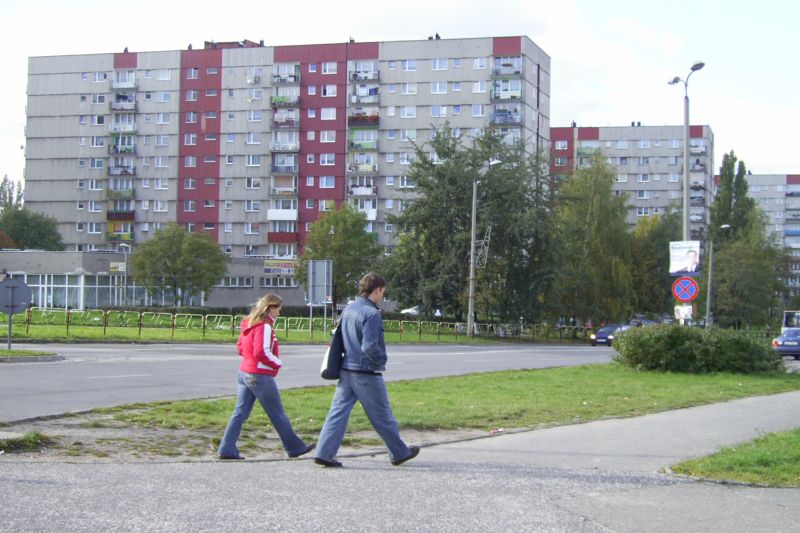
[218, 372, 307, 458]
[315, 370, 411, 462]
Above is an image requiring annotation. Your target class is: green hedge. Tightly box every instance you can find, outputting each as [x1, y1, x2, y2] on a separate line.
[613, 324, 783, 374]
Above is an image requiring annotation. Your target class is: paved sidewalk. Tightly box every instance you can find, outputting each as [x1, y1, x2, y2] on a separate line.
[1, 391, 799, 532]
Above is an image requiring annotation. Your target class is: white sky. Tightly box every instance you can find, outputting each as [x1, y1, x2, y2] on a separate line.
[1, 0, 797, 185]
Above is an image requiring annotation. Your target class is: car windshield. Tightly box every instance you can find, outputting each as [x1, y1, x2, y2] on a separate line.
[598, 326, 619, 334]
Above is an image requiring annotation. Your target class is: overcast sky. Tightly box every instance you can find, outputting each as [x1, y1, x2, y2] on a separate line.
[1, 0, 797, 184]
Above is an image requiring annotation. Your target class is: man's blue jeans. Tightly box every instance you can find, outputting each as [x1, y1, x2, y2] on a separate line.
[218, 372, 307, 457]
[315, 370, 412, 462]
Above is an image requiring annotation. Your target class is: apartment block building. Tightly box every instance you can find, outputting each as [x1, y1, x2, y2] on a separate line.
[551, 123, 715, 240]
[24, 36, 549, 290]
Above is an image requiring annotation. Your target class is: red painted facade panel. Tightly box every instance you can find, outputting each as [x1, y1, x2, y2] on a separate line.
[178, 49, 222, 241]
[787, 175, 800, 185]
[689, 125, 704, 138]
[114, 52, 137, 69]
[268, 232, 299, 244]
[550, 127, 573, 141]
[577, 127, 599, 140]
[493, 36, 521, 56]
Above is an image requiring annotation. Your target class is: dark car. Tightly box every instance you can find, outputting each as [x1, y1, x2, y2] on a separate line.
[590, 324, 629, 346]
[772, 328, 800, 360]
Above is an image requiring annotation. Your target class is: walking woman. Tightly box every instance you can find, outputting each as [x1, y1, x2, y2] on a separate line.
[218, 293, 314, 460]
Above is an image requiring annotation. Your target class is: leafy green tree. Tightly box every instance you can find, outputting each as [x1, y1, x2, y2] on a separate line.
[0, 175, 23, 215]
[129, 224, 229, 306]
[630, 208, 681, 315]
[0, 208, 64, 250]
[548, 156, 633, 323]
[294, 205, 383, 305]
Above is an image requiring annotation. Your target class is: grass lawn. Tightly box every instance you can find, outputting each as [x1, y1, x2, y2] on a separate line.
[672, 428, 800, 487]
[0, 349, 56, 357]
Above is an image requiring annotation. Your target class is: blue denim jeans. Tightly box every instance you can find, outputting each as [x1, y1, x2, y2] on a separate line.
[218, 372, 307, 457]
[315, 370, 411, 462]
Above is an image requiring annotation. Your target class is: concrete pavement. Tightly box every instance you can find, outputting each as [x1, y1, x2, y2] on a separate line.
[2, 391, 799, 532]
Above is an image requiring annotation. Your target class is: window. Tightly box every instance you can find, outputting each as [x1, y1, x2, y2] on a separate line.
[81, 72, 88, 81]
[92, 115, 105, 125]
[386, 130, 397, 140]
[184, 133, 197, 145]
[154, 200, 168, 212]
[246, 155, 261, 167]
[203, 155, 216, 163]
[245, 200, 261, 212]
[637, 190, 650, 199]
[204, 133, 217, 141]
[155, 156, 169, 168]
[91, 93, 105, 104]
[156, 113, 170, 124]
[307, 154, 315, 164]
[309, 63, 317, 73]
[94, 71, 107, 82]
[399, 153, 414, 165]
[385, 152, 395, 163]
[388, 61, 396, 70]
[186, 89, 198, 101]
[244, 223, 260, 235]
[186, 111, 197, 123]
[472, 80, 486, 93]
[306, 176, 314, 186]
[669, 173, 680, 182]
[619, 157, 628, 166]
[638, 173, 650, 182]
[90, 158, 104, 169]
[637, 207, 651, 217]
[387, 84, 397, 93]
[386, 106, 395, 117]
[385, 198, 394, 209]
[431, 105, 447, 118]
[471, 104, 485, 117]
[308, 85, 316, 95]
[156, 69, 170, 80]
[204, 111, 217, 119]
[141, 200, 149, 210]
[321, 108, 336, 120]
[431, 81, 447, 94]
[453, 58, 462, 68]
[320, 130, 336, 143]
[639, 156, 649, 165]
[473, 57, 487, 69]
[247, 110, 263, 122]
[88, 222, 102, 234]
[187, 67, 199, 79]
[205, 89, 217, 97]
[402, 60, 417, 71]
[670, 139, 681, 148]
[184, 200, 196, 212]
[76, 201, 85, 210]
[401, 83, 417, 95]
[555, 140, 568, 150]
[401, 129, 416, 142]
[320, 153, 335, 166]
[246, 132, 261, 145]
[206, 67, 218, 75]
[400, 106, 416, 118]
[616, 174, 628, 183]
[246, 177, 261, 190]
[76, 222, 84, 232]
[155, 177, 168, 189]
[226, 133, 235, 143]
[319, 199, 335, 211]
[90, 136, 104, 147]
[322, 84, 337, 97]
[385, 223, 394, 233]
[385, 176, 395, 186]
[184, 156, 196, 167]
[319, 176, 335, 188]
[157, 91, 171, 102]
[639, 139, 651, 148]
[452, 81, 462, 92]
[307, 131, 316, 141]
[184, 178, 196, 189]
[399, 176, 416, 188]
[432, 58, 448, 70]
[308, 108, 316, 118]
[322, 62, 337, 74]
[79, 115, 88, 125]
[306, 199, 315, 209]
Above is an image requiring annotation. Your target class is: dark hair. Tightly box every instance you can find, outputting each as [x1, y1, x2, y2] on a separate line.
[358, 272, 386, 297]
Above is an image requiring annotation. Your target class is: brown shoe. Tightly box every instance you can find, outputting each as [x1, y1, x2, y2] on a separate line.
[391, 445, 420, 466]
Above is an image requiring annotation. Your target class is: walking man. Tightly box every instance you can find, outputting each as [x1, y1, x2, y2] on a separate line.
[314, 272, 420, 467]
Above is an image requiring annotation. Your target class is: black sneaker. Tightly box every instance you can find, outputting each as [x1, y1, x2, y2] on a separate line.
[314, 457, 343, 467]
[391, 445, 420, 466]
[289, 444, 315, 458]
[218, 455, 245, 461]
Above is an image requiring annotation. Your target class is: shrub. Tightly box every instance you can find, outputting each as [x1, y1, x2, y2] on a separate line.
[613, 324, 784, 374]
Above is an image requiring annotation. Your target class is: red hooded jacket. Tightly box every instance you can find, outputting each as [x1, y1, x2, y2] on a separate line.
[236, 317, 282, 376]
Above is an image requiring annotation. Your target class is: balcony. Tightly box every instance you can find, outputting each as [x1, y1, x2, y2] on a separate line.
[492, 66, 523, 77]
[350, 94, 379, 105]
[347, 163, 378, 175]
[272, 73, 300, 84]
[271, 95, 300, 107]
[490, 90, 522, 101]
[348, 113, 379, 127]
[350, 71, 380, 82]
[268, 232, 298, 244]
[106, 232, 134, 242]
[269, 186, 298, 197]
[690, 162, 707, 172]
[108, 144, 137, 155]
[690, 197, 705, 206]
[266, 208, 298, 221]
[109, 123, 137, 134]
[269, 141, 300, 152]
[349, 140, 378, 151]
[107, 210, 136, 221]
[349, 185, 377, 196]
[107, 189, 135, 200]
[108, 166, 136, 176]
[490, 111, 522, 125]
[111, 79, 137, 90]
[356, 208, 377, 221]
[272, 117, 299, 129]
[689, 179, 705, 190]
[690, 145, 707, 156]
[271, 163, 298, 174]
[111, 101, 136, 111]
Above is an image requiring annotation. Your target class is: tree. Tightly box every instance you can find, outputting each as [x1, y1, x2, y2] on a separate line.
[548, 156, 633, 323]
[630, 209, 681, 315]
[0, 208, 64, 250]
[294, 205, 383, 305]
[129, 224, 229, 306]
[385, 125, 558, 321]
[0, 175, 23, 215]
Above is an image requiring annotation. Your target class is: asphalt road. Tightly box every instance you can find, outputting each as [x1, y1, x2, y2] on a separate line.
[0, 342, 611, 422]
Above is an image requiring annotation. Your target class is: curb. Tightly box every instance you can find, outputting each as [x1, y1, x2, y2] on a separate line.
[0, 355, 64, 363]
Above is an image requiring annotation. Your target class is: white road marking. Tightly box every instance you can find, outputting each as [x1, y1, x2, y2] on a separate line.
[85, 374, 152, 379]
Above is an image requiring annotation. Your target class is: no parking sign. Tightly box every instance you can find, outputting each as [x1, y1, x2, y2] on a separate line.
[672, 276, 699, 303]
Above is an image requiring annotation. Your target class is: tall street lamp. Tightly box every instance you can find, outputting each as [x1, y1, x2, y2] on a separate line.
[669, 61, 705, 241]
[705, 224, 731, 327]
[119, 243, 131, 307]
[467, 158, 501, 336]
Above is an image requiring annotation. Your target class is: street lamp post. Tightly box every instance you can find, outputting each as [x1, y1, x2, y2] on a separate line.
[669, 61, 705, 241]
[705, 224, 730, 327]
[467, 159, 501, 337]
[119, 243, 130, 307]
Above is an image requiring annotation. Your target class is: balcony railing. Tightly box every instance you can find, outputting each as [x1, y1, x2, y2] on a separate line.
[347, 163, 378, 174]
[267, 231, 298, 244]
[348, 114, 379, 127]
[490, 90, 522, 101]
[272, 117, 299, 129]
[490, 112, 522, 125]
[108, 145, 137, 155]
[107, 189, 135, 200]
[108, 166, 136, 176]
[492, 66, 523, 77]
[690, 145, 707, 155]
[350, 94, 379, 104]
[272, 73, 300, 84]
[111, 79, 137, 90]
[111, 101, 136, 111]
[106, 232, 134, 242]
[689, 180, 705, 190]
[690, 163, 707, 172]
[109, 123, 137, 134]
[106, 210, 136, 221]
[269, 186, 298, 197]
[271, 164, 298, 174]
[269, 141, 300, 152]
[349, 140, 378, 151]
[350, 71, 380, 81]
[265, 209, 298, 221]
[271, 95, 300, 107]
[348, 185, 377, 196]
[357, 208, 377, 221]
[690, 197, 705, 206]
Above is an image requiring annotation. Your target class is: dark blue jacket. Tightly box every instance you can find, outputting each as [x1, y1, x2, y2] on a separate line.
[340, 296, 387, 372]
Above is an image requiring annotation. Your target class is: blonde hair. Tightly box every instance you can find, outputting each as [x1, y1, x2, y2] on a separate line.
[246, 293, 282, 326]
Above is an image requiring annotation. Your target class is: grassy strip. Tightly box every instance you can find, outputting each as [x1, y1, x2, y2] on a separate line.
[672, 428, 800, 487]
[0, 349, 56, 357]
[0, 431, 56, 453]
[110, 364, 800, 436]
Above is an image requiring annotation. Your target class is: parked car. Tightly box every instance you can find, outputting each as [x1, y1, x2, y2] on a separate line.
[772, 328, 800, 360]
[590, 324, 629, 346]
[400, 305, 420, 316]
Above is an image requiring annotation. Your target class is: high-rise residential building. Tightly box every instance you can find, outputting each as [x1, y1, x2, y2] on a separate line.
[550, 123, 714, 240]
[24, 36, 550, 268]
